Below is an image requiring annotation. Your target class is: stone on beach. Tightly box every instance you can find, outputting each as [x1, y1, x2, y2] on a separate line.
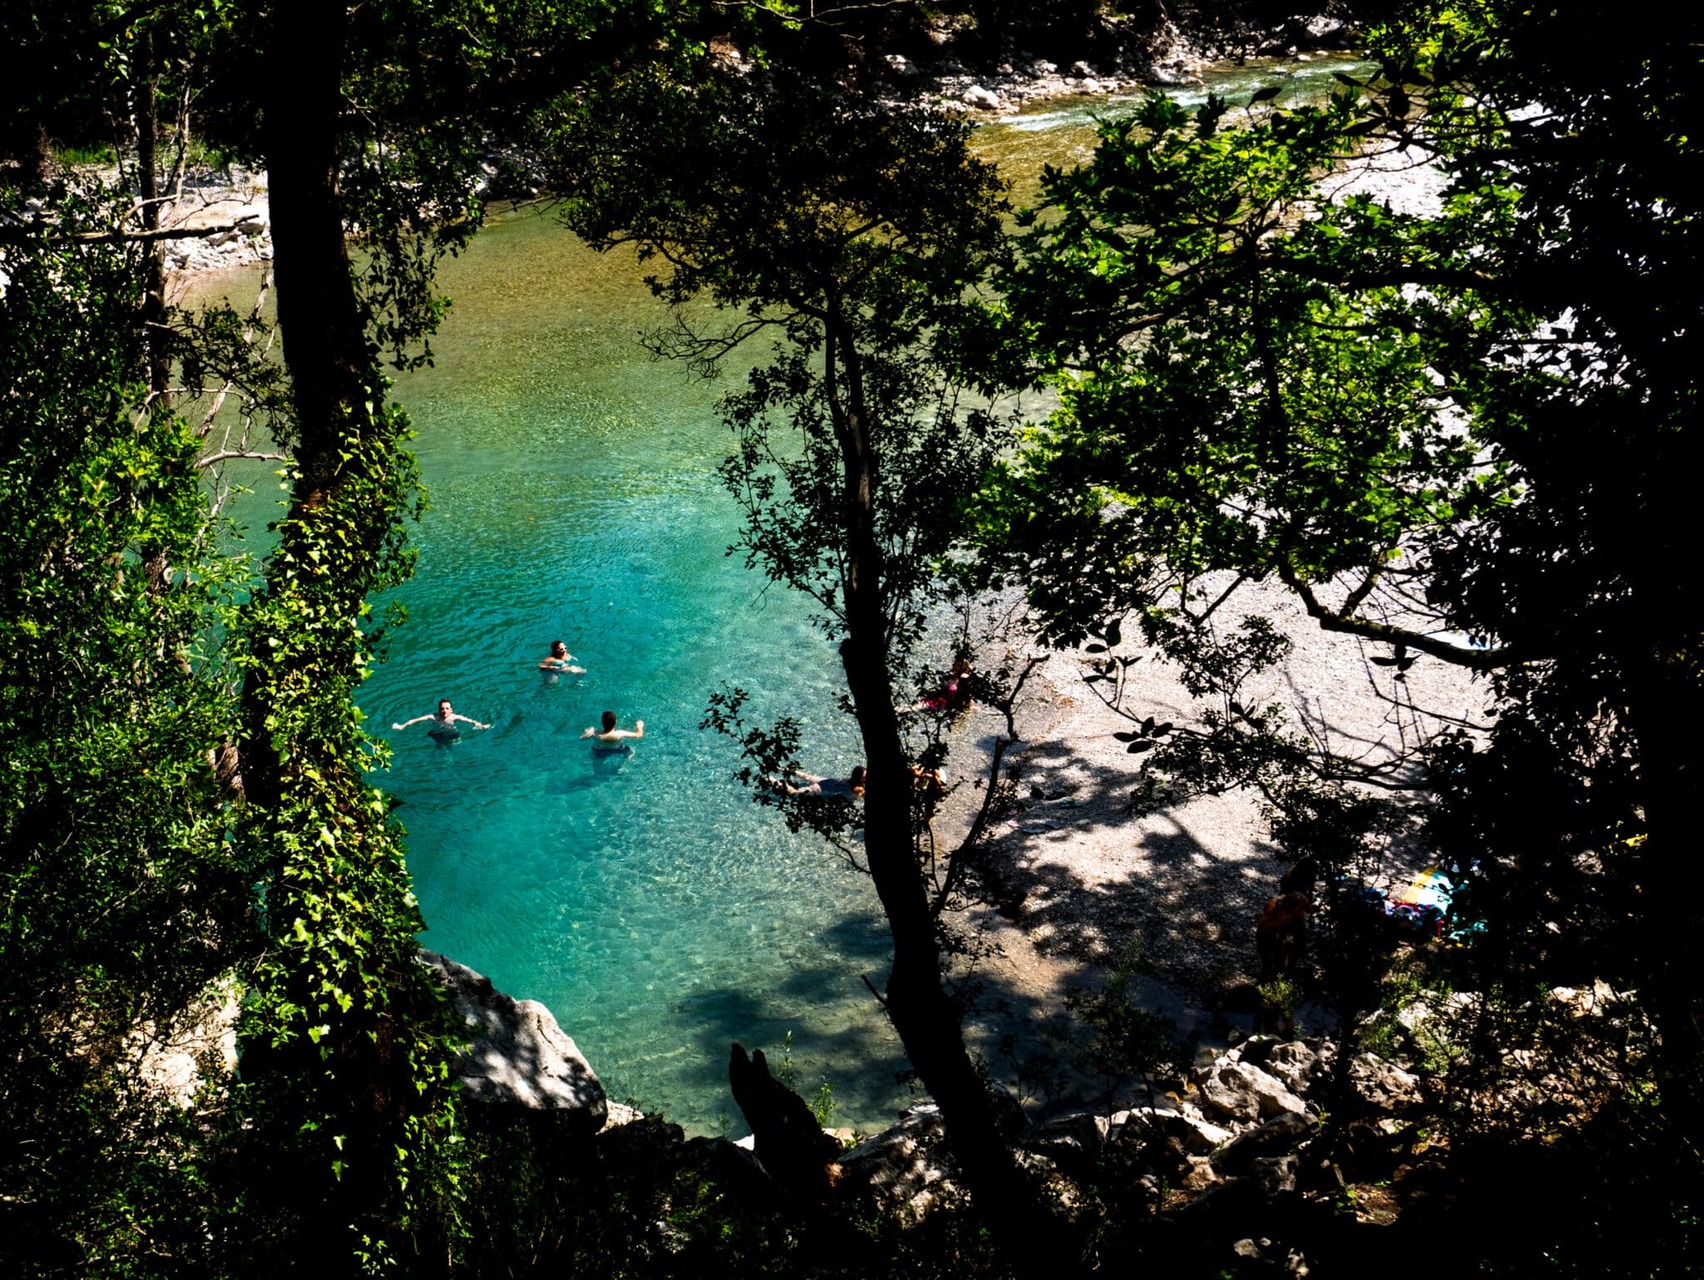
[1198, 1059, 1310, 1124]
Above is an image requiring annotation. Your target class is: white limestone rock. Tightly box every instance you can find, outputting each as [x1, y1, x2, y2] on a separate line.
[1199, 1060, 1309, 1124]
[1347, 1052, 1423, 1110]
[1264, 1040, 1323, 1094]
[422, 950, 608, 1135]
[835, 1103, 954, 1220]
[1116, 1105, 1235, 1154]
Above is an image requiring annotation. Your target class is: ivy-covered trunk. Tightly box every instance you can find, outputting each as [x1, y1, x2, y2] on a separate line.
[233, 2, 461, 1271]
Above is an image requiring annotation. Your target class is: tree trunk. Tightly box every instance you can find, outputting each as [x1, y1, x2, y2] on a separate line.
[133, 31, 170, 403]
[262, 3, 373, 491]
[1625, 618, 1704, 1157]
[237, 5, 436, 1267]
[825, 322, 1078, 1278]
[241, 0, 377, 815]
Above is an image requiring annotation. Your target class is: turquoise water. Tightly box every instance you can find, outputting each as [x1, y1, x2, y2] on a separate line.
[356, 216, 896, 1133]
[198, 56, 1364, 1135]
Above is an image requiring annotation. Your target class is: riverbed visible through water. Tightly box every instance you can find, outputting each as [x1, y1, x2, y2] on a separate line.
[201, 55, 1365, 1135]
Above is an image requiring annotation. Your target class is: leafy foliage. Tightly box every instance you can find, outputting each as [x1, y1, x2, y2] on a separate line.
[975, 85, 1512, 650]
[0, 180, 254, 1278]
[556, 60, 1082, 1274]
[975, 2, 1704, 1268]
[1045, 944, 1187, 1110]
[216, 4, 513, 1269]
[228, 400, 469, 1275]
[555, 59, 1012, 822]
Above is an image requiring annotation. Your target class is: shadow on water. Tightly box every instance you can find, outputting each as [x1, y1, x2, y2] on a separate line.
[668, 918, 918, 1138]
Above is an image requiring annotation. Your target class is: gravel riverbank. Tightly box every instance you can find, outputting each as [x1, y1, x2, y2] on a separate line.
[941, 573, 1477, 1097]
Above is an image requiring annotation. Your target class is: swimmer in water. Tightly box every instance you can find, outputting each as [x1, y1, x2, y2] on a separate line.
[777, 765, 867, 799]
[393, 699, 490, 742]
[538, 640, 586, 676]
[581, 710, 644, 753]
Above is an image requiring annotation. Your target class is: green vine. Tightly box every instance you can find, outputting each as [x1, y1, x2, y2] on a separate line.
[233, 396, 466, 1271]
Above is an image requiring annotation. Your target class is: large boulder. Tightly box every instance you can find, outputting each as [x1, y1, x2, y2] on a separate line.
[1346, 1052, 1423, 1111]
[1114, 1105, 1235, 1155]
[1198, 1060, 1310, 1125]
[1213, 1112, 1314, 1175]
[422, 951, 607, 1135]
[1022, 1111, 1111, 1178]
[1262, 1040, 1327, 1095]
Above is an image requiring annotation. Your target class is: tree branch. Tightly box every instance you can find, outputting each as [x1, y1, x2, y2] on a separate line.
[0, 215, 261, 248]
[1280, 564, 1520, 670]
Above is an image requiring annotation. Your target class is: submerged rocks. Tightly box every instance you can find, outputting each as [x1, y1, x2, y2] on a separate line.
[423, 950, 608, 1135]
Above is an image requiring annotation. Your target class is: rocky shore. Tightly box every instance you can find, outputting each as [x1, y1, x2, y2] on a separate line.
[153, 168, 271, 287]
[541, 1017, 1458, 1276]
[148, 8, 1368, 286]
[889, 10, 1354, 115]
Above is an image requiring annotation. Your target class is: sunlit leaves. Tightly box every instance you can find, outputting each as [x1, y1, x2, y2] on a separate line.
[972, 79, 1522, 647]
[0, 186, 254, 1276]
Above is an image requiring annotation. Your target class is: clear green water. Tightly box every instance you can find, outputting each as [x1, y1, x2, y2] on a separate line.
[357, 217, 894, 1133]
[202, 55, 1363, 1135]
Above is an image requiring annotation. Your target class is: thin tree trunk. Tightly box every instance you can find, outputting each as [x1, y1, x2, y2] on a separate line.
[262, 4, 372, 490]
[825, 320, 1078, 1278]
[1626, 630, 1704, 1157]
[239, 5, 416, 1265]
[241, 0, 374, 815]
[134, 31, 170, 402]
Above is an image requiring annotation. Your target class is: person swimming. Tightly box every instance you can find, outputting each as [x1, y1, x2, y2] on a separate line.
[539, 640, 586, 676]
[776, 765, 867, 799]
[393, 699, 490, 743]
[581, 710, 644, 754]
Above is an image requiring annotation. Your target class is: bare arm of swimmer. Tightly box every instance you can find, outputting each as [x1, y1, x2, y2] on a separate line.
[581, 719, 644, 741]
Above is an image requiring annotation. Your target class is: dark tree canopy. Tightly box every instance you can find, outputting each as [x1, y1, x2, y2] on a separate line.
[975, 5, 1704, 1251]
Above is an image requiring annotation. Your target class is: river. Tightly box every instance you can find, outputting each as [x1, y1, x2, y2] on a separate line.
[199, 54, 1366, 1135]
